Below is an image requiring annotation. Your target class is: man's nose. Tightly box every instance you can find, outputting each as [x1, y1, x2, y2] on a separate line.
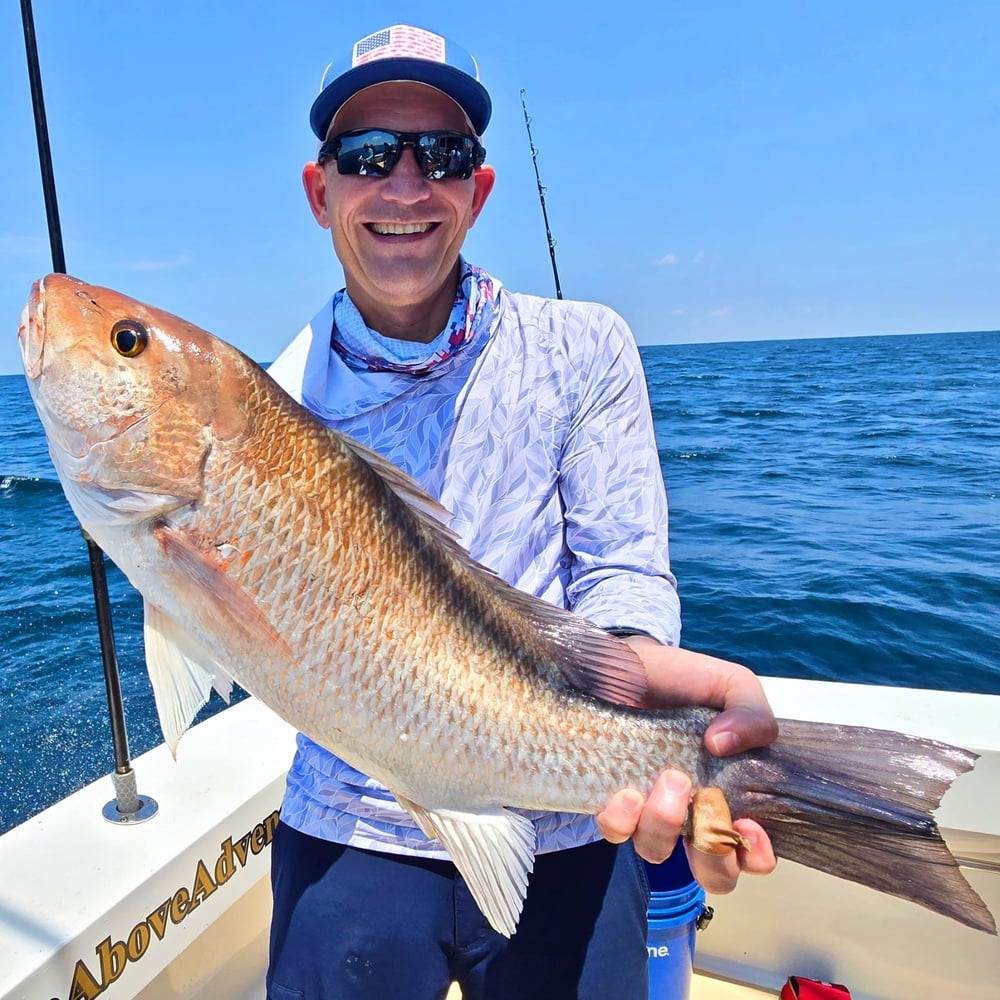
[381, 147, 431, 202]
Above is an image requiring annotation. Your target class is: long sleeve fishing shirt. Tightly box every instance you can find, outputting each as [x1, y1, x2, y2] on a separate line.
[266, 279, 681, 858]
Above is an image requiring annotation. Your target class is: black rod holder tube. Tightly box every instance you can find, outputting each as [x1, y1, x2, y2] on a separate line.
[84, 533, 131, 773]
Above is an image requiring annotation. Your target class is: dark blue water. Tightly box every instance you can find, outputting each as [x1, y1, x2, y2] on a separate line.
[2, 330, 998, 832]
[647, 332, 999, 693]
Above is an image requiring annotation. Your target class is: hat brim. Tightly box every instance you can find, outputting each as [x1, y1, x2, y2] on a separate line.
[310, 59, 492, 139]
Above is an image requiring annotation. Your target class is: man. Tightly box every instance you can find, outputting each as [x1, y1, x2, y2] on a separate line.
[266, 24, 777, 1000]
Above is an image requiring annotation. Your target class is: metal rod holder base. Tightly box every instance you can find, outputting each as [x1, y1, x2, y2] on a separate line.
[102, 767, 158, 825]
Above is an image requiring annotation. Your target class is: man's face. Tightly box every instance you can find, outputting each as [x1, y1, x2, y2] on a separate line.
[303, 82, 495, 334]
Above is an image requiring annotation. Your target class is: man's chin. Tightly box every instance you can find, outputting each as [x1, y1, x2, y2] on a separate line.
[346, 262, 463, 332]
[358, 261, 458, 298]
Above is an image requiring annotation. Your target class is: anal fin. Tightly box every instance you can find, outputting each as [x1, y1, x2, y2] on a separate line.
[394, 793, 536, 937]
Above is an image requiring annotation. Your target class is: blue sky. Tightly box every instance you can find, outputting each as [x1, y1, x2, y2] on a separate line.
[2, 1, 998, 374]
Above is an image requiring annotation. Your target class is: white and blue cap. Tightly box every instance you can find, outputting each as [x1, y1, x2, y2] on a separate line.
[310, 24, 492, 140]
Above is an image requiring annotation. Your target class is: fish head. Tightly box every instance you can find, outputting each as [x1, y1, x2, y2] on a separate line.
[18, 274, 251, 530]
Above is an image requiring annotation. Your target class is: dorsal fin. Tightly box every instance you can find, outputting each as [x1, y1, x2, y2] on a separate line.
[339, 436, 460, 535]
[336, 433, 649, 707]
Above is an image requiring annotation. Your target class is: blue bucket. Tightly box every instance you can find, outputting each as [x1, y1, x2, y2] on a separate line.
[645, 849, 708, 999]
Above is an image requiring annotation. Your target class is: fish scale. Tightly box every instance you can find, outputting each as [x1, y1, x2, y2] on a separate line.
[18, 273, 996, 939]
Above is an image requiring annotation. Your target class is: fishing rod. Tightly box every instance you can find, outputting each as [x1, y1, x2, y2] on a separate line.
[19, 0, 156, 824]
[520, 90, 563, 299]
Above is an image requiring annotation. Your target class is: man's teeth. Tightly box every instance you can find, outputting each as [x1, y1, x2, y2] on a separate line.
[369, 222, 433, 235]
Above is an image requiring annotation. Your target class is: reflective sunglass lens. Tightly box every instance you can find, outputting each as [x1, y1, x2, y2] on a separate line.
[322, 130, 484, 180]
[335, 130, 397, 177]
[417, 135, 475, 180]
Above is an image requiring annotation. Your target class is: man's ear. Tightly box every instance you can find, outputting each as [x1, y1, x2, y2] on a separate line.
[302, 161, 332, 229]
[469, 165, 497, 225]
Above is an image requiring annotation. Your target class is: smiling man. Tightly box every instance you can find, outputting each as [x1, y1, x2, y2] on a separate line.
[303, 84, 494, 343]
[265, 23, 777, 1000]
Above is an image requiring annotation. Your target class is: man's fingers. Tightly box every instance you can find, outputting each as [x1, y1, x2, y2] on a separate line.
[625, 640, 779, 759]
[597, 770, 692, 860]
[700, 659, 779, 757]
[631, 770, 691, 863]
[596, 766, 778, 896]
[686, 819, 777, 894]
[595, 788, 645, 844]
[704, 704, 780, 757]
[735, 820, 778, 874]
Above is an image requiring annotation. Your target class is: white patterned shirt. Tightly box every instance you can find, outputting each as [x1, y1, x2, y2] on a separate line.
[266, 283, 681, 858]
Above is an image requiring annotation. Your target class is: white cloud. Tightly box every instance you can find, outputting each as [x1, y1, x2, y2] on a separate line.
[708, 307, 731, 318]
[126, 254, 191, 273]
[692, 251, 707, 265]
[654, 252, 679, 266]
[0, 235, 50, 256]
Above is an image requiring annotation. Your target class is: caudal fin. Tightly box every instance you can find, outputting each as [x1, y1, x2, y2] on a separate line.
[726, 719, 996, 934]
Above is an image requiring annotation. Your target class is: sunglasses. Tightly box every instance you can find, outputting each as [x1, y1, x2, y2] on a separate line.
[318, 128, 486, 181]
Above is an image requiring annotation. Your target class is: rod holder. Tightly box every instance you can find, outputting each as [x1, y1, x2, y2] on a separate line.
[103, 767, 158, 825]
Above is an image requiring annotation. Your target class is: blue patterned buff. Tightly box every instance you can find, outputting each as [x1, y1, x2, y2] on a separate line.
[331, 261, 497, 376]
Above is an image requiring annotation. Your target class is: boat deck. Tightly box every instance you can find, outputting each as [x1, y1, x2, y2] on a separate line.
[689, 976, 776, 999]
[445, 973, 777, 997]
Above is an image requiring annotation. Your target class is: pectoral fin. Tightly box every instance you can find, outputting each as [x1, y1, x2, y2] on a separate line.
[152, 523, 291, 656]
[143, 601, 236, 756]
[140, 524, 292, 755]
[395, 794, 536, 937]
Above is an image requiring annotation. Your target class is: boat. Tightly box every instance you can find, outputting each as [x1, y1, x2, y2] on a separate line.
[7, 7, 998, 999]
[1, 675, 996, 1000]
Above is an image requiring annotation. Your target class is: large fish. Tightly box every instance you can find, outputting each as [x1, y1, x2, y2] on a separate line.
[18, 274, 996, 937]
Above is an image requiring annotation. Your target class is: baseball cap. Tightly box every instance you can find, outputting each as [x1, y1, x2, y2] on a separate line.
[310, 24, 492, 140]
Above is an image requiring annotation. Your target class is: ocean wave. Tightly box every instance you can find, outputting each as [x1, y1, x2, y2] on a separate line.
[0, 473, 61, 496]
[717, 407, 800, 420]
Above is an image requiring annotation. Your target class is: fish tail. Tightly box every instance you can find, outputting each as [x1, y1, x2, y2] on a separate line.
[724, 719, 996, 934]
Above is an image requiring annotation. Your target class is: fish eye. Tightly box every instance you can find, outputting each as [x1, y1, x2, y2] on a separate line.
[110, 320, 149, 358]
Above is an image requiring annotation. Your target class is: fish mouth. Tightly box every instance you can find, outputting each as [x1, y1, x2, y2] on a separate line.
[17, 275, 109, 464]
[18, 279, 44, 381]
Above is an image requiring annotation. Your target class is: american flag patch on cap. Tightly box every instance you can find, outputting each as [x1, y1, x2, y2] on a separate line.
[353, 25, 447, 67]
[310, 23, 491, 139]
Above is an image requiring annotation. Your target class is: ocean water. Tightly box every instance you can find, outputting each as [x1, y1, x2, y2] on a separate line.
[1, 330, 997, 833]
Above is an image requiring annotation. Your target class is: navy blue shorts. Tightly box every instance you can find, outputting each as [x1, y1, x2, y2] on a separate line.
[267, 821, 651, 999]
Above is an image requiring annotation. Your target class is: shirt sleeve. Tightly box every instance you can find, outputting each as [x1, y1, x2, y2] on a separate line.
[557, 307, 682, 646]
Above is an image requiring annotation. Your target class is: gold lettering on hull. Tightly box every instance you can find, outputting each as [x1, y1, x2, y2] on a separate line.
[63, 810, 280, 1000]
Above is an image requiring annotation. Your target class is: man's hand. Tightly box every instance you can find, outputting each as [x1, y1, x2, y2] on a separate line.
[595, 639, 779, 893]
